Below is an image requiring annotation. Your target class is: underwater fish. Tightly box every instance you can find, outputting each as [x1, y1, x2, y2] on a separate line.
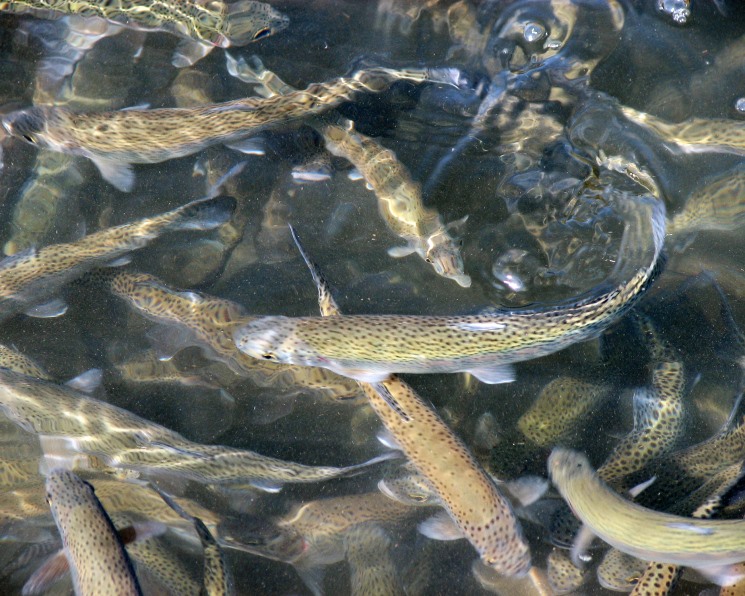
[44, 468, 143, 595]
[227, 55, 470, 287]
[234, 196, 665, 384]
[0, 368, 391, 491]
[549, 447, 745, 583]
[343, 524, 403, 596]
[106, 270, 362, 399]
[0, 194, 235, 322]
[2, 66, 464, 192]
[288, 225, 531, 577]
[0, 0, 288, 68]
[596, 547, 647, 592]
[546, 548, 588, 595]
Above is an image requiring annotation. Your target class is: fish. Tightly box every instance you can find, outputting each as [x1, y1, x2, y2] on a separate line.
[0, 344, 50, 380]
[0, 367, 393, 491]
[0, 194, 235, 322]
[548, 447, 745, 584]
[596, 547, 647, 591]
[1, 0, 288, 68]
[517, 376, 612, 447]
[546, 548, 588, 595]
[471, 560, 554, 596]
[227, 55, 471, 287]
[2, 66, 464, 192]
[620, 103, 745, 156]
[106, 270, 362, 399]
[44, 468, 143, 595]
[630, 561, 681, 596]
[234, 195, 666, 384]
[343, 524, 403, 596]
[288, 224, 531, 577]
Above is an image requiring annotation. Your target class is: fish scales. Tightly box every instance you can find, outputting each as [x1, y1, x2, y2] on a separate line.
[343, 524, 402, 596]
[288, 226, 530, 576]
[45, 469, 143, 595]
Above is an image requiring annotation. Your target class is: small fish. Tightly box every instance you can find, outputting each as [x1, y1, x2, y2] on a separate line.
[106, 270, 362, 399]
[44, 468, 143, 595]
[596, 547, 647, 592]
[546, 548, 588, 595]
[2, 67, 463, 192]
[234, 196, 665, 384]
[288, 225, 531, 576]
[620, 103, 745, 156]
[0, 194, 235, 322]
[549, 447, 745, 583]
[228, 55, 470, 287]
[343, 524, 403, 596]
[517, 376, 612, 448]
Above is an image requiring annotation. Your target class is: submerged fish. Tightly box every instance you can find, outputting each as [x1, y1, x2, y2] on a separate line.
[343, 524, 403, 596]
[549, 447, 745, 582]
[2, 67, 464, 192]
[289, 225, 531, 577]
[546, 548, 588, 595]
[596, 547, 647, 591]
[0, 194, 235, 321]
[45, 468, 142, 595]
[0, 0, 288, 67]
[228, 55, 470, 287]
[234, 196, 665, 384]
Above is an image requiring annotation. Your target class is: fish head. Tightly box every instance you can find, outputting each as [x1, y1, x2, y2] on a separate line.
[2, 107, 49, 147]
[547, 447, 591, 487]
[425, 236, 471, 288]
[219, 516, 306, 563]
[233, 316, 312, 366]
[220, 1, 290, 47]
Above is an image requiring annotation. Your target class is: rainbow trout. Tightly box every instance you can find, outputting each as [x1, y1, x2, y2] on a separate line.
[548, 447, 745, 582]
[288, 225, 531, 577]
[0, 0, 288, 68]
[0, 194, 235, 322]
[234, 196, 666, 384]
[228, 55, 470, 287]
[2, 67, 464, 192]
[45, 468, 142, 595]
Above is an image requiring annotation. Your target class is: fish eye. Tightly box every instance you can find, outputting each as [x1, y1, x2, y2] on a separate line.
[23, 134, 35, 144]
[425, 257, 432, 263]
[253, 27, 271, 40]
[262, 352, 276, 360]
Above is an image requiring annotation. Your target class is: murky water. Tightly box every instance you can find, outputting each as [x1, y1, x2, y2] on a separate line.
[2, 0, 745, 594]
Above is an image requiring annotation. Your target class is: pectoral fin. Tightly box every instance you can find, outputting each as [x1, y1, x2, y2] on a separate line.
[91, 156, 135, 192]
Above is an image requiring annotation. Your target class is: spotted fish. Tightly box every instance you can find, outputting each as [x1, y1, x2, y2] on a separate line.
[234, 196, 666, 384]
[45, 468, 143, 595]
[2, 67, 464, 192]
[228, 55, 470, 287]
[0, 0, 288, 67]
[546, 548, 588, 595]
[343, 524, 403, 596]
[597, 547, 647, 592]
[549, 447, 745, 582]
[288, 225, 531, 577]
[0, 194, 235, 322]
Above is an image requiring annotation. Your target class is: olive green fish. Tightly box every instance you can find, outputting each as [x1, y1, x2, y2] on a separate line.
[229, 55, 470, 287]
[0, 368, 391, 491]
[106, 270, 362, 399]
[597, 547, 647, 592]
[0, 194, 235, 322]
[343, 524, 403, 596]
[45, 468, 143, 595]
[289, 225, 531, 577]
[2, 67, 463, 192]
[234, 196, 665, 384]
[549, 447, 745, 582]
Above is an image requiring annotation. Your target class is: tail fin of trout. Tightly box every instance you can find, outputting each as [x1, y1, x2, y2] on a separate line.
[165, 195, 237, 232]
[223, 1, 289, 46]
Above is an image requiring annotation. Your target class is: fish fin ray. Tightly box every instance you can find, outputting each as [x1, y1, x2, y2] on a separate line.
[418, 510, 464, 541]
[91, 156, 134, 192]
[24, 298, 68, 319]
[467, 364, 515, 384]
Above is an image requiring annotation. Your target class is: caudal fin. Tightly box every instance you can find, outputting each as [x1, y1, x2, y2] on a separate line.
[166, 195, 237, 232]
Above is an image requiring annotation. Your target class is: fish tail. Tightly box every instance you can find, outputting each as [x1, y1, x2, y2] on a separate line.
[164, 195, 237, 232]
[340, 451, 401, 476]
[223, 1, 289, 46]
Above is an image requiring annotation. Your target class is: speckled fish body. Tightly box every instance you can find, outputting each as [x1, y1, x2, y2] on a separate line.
[234, 198, 666, 384]
[546, 548, 588, 595]
[2, 67, 463, 192]
[107, 270, 361, 398]
[45, 468, 142, 595]
[549, 448, 745, 572]
[597, 547, 647, 592]
[620, 104, 745, 156]
[0, 0, 288, 47]
[0, 368, 390, 490]
[288, 226, 531, 577]
[227, 55, 470, 287]
[343, 524, 402, 596]
[0, 195, 235, 322]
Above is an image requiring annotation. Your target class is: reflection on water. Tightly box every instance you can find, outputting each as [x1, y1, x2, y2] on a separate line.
[1, 0, 745, 594]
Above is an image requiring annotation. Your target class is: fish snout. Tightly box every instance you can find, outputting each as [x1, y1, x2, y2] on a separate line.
[233, 318, 289, 363]
[2, 108, 46, 145]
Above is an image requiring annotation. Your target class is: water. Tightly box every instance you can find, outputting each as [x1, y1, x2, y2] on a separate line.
[1, 0, 745, 593]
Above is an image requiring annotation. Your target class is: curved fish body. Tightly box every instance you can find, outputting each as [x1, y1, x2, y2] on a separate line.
[2, 67, 463, 192]
[107, 270, 361, 398]
[549, 448, 745, 573]
[228, 55, 469, 287]
[0, 0, 288, 48]
[343, 524, 402, 596]
[234, 198, 666, 384]
[0, 368, 390, 490]
[45, 468, 142, 595]
[0, 195, 235, 322]
[288, 226, 531, 577]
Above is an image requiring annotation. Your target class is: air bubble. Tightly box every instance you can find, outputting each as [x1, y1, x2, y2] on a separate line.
[523, 22, 546, 43]
[736, 98, 745, 113]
